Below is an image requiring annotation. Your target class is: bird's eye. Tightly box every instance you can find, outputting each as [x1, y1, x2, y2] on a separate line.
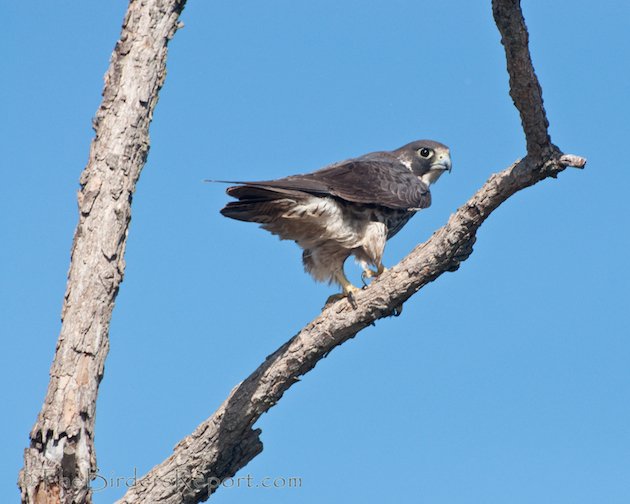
[418, 147, 432, 158]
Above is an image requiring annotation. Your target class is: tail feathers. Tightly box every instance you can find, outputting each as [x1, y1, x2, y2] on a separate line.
[220, 201, 276, 223]
[221, 184, 303, 223]
[226, 184, 306, 200]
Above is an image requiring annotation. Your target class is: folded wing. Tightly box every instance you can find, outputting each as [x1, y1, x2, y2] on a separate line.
[226, 152, 430, 211]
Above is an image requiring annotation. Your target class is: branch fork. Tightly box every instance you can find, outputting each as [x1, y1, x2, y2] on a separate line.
[20, 1, 585, 503]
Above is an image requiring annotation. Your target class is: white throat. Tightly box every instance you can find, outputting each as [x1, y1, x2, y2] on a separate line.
[420, 168, 445, 187]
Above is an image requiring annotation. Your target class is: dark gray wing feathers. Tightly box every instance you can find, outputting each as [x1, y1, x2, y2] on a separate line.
[227, 153, 431, 210]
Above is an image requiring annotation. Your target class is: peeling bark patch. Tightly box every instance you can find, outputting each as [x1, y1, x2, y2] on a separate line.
[33, 483, 60, 504]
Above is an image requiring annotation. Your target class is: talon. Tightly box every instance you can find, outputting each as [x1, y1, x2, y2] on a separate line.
[324, 285, 360, 309]
[361, 265, 388, 285]
[347, 290, 358, 309]
[360, 270, 371, 287]
[343, 284, 360, 309]
[325, 271, 361, 309]
[393, 303, 403, 316]
[362, 269, 376, 280]
[325, 293, 346, 305]
[344, 283, 360, 294]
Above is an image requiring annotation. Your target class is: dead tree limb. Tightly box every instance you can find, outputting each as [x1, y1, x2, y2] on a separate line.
[493, 0, 553, 160]
[18, 1, 186, 503]
[116, 1, 585, 503]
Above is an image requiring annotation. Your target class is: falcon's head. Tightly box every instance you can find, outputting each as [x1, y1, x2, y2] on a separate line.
[394, 140, 452, 186]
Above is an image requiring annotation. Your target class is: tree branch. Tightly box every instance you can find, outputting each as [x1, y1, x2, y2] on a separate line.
[115, 154, 584, 504]
[19, 1, 186, 503]
[116, 2, 585, 502]
[492, 0, 553, 160]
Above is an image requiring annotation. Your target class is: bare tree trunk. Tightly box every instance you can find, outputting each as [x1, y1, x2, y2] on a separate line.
[18, 1, 186, 503]
[113, 1, 585, 503]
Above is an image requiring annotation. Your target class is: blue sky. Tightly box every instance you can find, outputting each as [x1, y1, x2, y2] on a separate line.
[2, 1, 629, 502]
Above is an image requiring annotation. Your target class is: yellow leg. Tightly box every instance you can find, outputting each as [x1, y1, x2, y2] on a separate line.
[325, 270, 361, 307]
[337, 270, 360, 295]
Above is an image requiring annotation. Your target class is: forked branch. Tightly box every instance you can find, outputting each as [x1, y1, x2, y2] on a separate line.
[116, 1, 585, 503]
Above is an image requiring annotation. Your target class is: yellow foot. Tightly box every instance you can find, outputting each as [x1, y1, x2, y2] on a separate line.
[325, 293, 345, 304]
[361, 265, 388, 285]
[325, 284, 360, 309]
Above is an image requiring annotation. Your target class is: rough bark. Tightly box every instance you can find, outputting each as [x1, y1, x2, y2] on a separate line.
[18, 1, 186, 503]
[493, 0, 552, 160]
[115, 1, 585, 503]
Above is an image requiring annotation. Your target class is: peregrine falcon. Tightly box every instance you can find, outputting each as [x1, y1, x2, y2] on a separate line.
[220, 140, 451, 303]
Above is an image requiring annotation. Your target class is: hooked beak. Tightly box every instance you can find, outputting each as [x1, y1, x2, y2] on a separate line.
[432, 156, 452, 174]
